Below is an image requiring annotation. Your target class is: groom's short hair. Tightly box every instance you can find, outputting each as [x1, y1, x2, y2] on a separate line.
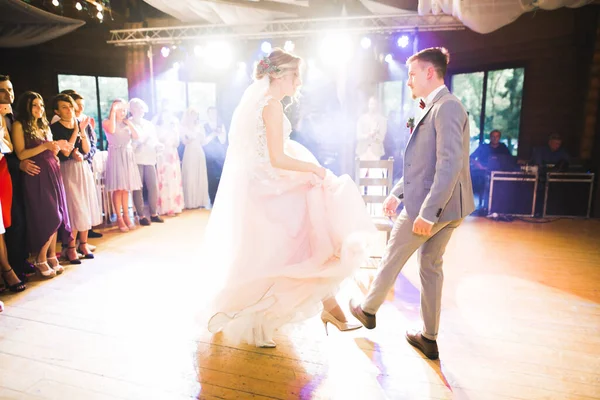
[407, 47, 450, 79]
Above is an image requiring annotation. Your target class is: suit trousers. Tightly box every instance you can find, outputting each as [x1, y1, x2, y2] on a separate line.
[132, 164, 159, 219]
[362, 209, 462, 340]
[4, 154, 29, 273]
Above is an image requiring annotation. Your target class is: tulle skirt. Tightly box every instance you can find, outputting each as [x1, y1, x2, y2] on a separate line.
[203, 140, 377, 346]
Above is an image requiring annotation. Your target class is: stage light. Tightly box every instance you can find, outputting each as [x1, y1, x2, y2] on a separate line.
[75, 1, 82, 10]
[96, 11, 103, 20]
[361, 37, 371, 49]
[261, 41, 272, 54]
[397, 35, 409, 48]
[320, 34, 353, 66]
[194, 45, 203, 57]
[161, 46, 170, 58]
[205, 41, 233, 68]
[384, 53, 393, 63]
[238, 61, 247, 70]
[308, 58, 316, 69]
[284, 40, 295, 53]
[52, 0, 59, 6]
[173, 62, 181, 70]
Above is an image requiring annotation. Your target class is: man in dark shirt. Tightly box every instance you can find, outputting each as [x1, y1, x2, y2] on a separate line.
[0, 75, 37, 280]
[532, 133, 570, 169]
[470, 129, 512, 170]
[469, 129, 512, 210]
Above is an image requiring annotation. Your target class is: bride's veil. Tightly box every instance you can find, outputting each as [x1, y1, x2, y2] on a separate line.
[198, 76, 270, 304]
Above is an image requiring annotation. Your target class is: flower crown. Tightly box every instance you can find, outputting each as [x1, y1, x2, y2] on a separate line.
[257, 57, 281, 75]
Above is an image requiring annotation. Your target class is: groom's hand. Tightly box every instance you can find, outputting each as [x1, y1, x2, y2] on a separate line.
[383, 195, 399, 216]
[413, 216, 433, 236]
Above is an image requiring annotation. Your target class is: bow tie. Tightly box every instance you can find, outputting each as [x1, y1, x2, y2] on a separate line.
[419, 100, 426, 109]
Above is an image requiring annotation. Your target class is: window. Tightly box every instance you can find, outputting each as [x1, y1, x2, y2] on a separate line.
[58, 74, 129, 150]
[187, 82, 217, 118]
[451, 68, 524, 156]
[154, 80, 217, 120]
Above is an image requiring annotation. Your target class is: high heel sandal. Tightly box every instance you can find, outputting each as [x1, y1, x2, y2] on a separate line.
[123, 218, 136, 230]
[34, 261, 56, 278]
[1, 268, 27, 292]
[117, 217, 129, 232]
[78, 242, 94, 259]
[65, 247, 82, 265]
[321, 310, 362, 336]
[47, 256, 64, 274]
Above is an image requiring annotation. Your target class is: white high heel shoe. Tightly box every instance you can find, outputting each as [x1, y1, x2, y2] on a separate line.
[321, 310, 362, 336]
[34, 261, 56, 278]
[47, 257, 64, 275]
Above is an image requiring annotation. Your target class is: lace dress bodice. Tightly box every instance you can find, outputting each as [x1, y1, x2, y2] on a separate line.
[256, 95, 292, 163]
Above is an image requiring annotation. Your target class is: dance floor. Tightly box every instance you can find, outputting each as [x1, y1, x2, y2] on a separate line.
[0, 209, 599, 400]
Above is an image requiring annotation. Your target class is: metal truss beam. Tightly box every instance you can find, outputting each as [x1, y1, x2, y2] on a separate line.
[107, 13, 464, 46]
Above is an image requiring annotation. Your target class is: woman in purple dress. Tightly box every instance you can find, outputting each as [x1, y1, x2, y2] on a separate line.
[11, 91, 73, 278]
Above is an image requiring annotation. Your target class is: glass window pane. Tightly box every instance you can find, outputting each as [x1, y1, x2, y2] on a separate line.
[483, 68, 524, 156]
[57, 74, 99, 139]
[155, 79, 186, 118]
[451, 72, 484, 155]
[98, 77, 129, 150]
[187, 82, 217, 120]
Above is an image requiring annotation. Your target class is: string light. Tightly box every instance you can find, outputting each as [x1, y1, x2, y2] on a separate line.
[75, 1, 83, 11]
[52, 0, 60, 6]
[96, 3, 102, 11]
[97, 11, 103, 20]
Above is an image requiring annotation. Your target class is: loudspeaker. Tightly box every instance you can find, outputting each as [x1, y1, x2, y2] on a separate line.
[488, 171, 537, 216]
[543, 173, 594, 218]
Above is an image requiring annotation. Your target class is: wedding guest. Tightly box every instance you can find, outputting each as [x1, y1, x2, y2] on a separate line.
[203, 106, 227, 205]
[0, 75, 36, 281]
[11, 91, 74, 277]
[153, 100, 183, 216]
[0, 108, 26, 293]
[129, 98, 163, 225]
[103, 99, 142, 232]
[51, 94, 102, 263]
[71, 93, 102, 239]
[180, 107, 210, 209]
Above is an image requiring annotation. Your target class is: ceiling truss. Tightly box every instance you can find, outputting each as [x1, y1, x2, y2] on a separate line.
[107, 13, 464, 46]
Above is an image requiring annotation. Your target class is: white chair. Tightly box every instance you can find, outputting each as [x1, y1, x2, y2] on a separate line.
[92, 151, 113, 224]
[355, 157, 395, 243]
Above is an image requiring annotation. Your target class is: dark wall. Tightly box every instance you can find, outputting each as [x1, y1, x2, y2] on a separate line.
[0, 24, 127, 106]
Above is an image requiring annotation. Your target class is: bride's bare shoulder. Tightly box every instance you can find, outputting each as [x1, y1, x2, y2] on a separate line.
[262, 97, 282, 119]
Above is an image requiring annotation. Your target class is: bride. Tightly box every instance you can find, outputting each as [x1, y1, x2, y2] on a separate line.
[203, 48, 376, 348]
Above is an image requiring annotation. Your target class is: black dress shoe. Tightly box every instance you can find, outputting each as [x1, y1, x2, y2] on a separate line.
[349, 299, 376, 329]
[88, 230, 103, 238]
[139, 217, 151, 226]
[151, 215, 164, 223]
[406, 330, 439, 360]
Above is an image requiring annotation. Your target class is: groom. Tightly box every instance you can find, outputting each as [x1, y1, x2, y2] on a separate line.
[350, 47, 475, 360]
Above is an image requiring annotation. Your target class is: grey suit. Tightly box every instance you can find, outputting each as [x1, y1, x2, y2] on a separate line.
[362, 87, 475, 341]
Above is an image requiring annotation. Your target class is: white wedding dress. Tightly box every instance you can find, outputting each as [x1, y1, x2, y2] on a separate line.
[202, 77, 377, 346]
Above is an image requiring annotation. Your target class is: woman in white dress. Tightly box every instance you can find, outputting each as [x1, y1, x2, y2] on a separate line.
[203, 48, 376, 348]
[180, 107, 210, 209]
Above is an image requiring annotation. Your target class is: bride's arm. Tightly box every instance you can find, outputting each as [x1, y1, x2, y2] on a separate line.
[264, 100, 325, 178]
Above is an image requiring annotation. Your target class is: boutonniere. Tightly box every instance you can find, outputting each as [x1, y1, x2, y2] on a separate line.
[406, 117, 415, 134]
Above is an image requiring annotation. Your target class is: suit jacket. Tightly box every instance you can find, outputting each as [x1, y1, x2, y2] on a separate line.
[391, 87, 475, 223]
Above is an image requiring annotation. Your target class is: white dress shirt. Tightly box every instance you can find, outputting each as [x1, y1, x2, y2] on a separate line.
[131, 118, 159, 165]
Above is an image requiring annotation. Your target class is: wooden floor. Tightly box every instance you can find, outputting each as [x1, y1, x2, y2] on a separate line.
[1, 210, 599, 400]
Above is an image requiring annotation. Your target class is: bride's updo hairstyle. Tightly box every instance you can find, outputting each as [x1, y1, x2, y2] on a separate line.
[254, 48, 301, 81]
